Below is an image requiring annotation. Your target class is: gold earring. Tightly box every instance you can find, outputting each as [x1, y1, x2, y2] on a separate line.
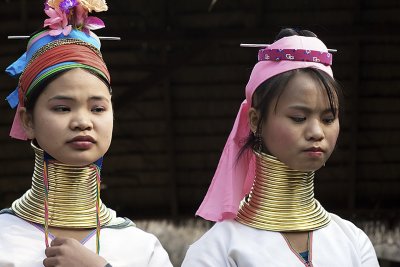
[254, 130, 263, 152]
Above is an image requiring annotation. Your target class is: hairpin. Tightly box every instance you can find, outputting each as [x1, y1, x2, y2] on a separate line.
[8, 36, 121, 40]
[240, 43, 337, 53]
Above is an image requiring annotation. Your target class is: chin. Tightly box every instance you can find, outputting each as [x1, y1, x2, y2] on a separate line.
[57, 155, 100, 166]
[300, 164, 324, 172]
[288, 162, 323, 172]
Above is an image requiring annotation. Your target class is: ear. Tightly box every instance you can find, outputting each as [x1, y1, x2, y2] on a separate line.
[248, 107, 260, 134]
[19, 107, 35, 139]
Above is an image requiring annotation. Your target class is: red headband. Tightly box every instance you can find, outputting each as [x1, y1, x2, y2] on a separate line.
[19, 43, 110, 106]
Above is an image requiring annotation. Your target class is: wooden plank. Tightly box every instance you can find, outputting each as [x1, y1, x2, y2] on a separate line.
[361, 63, 400, 79]
[357, 163, 400, 180]
[357, 147, 400, 163]
[172, 84, 244, 100]
[114, 120, 167, 136]
[360, 81, 400, 97]
[105, 154, 169, 171]
[358, 114, 400, 129]
[174, 118, 235, 135]
[174, 100, 242, 117]
[340, 131, 400, 146]
[362, 44, 400, 62]
[359, 97, 400, 113]
[171, 64, 250, 83]
[362, 9, 399, 24]
[175, 152, 220, 170]
[363, 0, 400, 8]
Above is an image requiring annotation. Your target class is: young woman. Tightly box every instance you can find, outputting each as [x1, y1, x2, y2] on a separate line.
[181, 29, 379, 266]
[0, 1, 172, 266]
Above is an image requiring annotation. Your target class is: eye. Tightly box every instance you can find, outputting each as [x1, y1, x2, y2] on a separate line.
[52, 106, 70, 112]
[290, 116, 306, 123]
[92, 106, 106, 113]
[323, 116, 336, 124]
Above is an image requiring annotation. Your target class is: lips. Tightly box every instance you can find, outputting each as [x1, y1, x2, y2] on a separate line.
[67, 135, 96, 150]
[304, 147, 324, 152]
[303, 146, 325, 158]
[68, 135, 96, 143]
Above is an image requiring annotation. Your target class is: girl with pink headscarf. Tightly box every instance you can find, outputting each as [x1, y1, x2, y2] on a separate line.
[182, 28, 379, 267]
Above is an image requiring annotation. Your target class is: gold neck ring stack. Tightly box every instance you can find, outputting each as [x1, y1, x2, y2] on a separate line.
[236, 150, 330, 232]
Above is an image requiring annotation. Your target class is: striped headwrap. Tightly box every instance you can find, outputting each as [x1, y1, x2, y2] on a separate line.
[6, 29, 110, 140]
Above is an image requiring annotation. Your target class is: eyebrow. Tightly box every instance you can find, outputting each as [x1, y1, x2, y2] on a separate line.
[48, 95, 110, 102]
[288, 105, 334, 114]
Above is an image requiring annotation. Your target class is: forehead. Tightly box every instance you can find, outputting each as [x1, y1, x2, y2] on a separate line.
[41, 68, 110, 98]
[274, 72, 336, 109]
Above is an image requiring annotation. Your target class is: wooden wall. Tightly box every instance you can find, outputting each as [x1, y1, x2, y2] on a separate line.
[0, 0, 399, 220]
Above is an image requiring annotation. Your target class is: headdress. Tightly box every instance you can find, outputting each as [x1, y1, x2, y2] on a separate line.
[5, 0, 110, 140]
[196, 35, 334, 222]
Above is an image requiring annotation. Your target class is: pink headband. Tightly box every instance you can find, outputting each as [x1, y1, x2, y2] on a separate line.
[196, 35, 334, 221]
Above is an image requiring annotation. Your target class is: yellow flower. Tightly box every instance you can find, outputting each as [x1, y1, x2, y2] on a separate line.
[46, 0, 63, 9]
[79, 0, 108, 12]
[46, 0, 108, 12]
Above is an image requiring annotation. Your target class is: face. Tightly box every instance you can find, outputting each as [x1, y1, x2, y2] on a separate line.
[21, 68, 113, 166]
[250, 72, 340, 171]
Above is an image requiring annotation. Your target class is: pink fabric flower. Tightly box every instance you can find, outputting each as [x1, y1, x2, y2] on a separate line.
[44, 7, 72, 36]
[74, 4, 105, 34]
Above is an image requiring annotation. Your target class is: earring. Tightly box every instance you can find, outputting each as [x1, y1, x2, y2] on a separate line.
[254, 130, 263, 152]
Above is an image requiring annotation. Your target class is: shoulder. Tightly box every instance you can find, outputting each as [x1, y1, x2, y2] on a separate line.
[204, 219, 252, 234]
[193, 220, 241, 243]
[182, 220, 278, 267]
[101, 210, 160, 246]
[329, 213, 366, 238]
[185, 220, 238, 251]
[0, 209, 23, 227]
[327, 213, 379, 265]
[102, 220, 161, 247]
[190, 219, 269, 247]
[101, 221, 173, 267]
[327, 213, 373, 246]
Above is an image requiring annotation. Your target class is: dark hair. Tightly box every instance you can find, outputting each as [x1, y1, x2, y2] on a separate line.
[238, 28, 343, 159]
[25, 68, 111, 113]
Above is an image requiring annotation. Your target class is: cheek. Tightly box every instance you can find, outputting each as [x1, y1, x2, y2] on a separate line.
[326, 124, 340, 147]
[263, 120, 297, 151]
[99, 116, 114, 143]
[33, 113, 61, 139]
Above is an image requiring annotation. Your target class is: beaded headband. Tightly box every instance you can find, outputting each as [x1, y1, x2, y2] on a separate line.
[241, 43, 336, 66]
[257, 48, 332, 65]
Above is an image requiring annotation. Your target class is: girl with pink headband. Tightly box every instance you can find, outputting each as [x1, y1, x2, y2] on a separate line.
[182, 28, 379, 266]
[0, 1, 172, 266]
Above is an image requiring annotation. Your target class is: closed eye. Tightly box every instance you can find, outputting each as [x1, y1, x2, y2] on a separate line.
[52, 106, 70, 112]
[290, 116, 306, 123]
[92, 106, 106, 113]
[323, 117, 336, 124]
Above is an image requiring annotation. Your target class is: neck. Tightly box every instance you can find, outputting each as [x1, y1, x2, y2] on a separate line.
[236, 150, 330, 231]
[12, 142, 112, 228]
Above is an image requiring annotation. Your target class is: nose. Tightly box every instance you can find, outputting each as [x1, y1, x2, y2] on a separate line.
[305, 119, 324, 141]
[70, 111, 93, 131]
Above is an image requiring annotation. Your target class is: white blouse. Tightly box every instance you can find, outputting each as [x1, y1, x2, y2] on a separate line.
[182, 213, 379, 267]
[0, 211, 172, 267]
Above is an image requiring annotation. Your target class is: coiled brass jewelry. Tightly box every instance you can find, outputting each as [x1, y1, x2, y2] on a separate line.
[236, 150, 330, 231]
[12, 142, 112, 228]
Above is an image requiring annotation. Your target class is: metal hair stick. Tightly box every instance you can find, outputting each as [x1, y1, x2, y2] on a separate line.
[240, 43, 337, 53]
[8, 36, 121, 40]
[240, 43, 269, 48]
